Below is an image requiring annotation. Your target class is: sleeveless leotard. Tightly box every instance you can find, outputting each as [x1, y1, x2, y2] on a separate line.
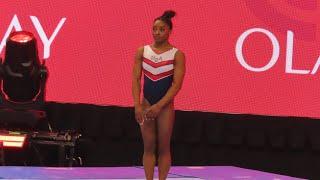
[142, 45, 178, 105]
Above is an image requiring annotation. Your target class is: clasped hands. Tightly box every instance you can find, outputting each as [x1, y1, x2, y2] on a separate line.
[135, 104, 162, 126]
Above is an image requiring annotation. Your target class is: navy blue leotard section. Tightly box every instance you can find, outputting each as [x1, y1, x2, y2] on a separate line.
[143, 75, 173, 105]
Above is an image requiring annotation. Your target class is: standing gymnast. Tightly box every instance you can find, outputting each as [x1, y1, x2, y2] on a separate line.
[132, 10, 186, 180]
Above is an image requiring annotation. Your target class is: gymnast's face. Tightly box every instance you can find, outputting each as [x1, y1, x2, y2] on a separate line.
[152, 20, 171, 43]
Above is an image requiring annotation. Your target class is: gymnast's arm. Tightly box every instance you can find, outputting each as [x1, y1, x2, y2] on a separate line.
[132, 46, 144, 122]
[151, 50, 186, 113]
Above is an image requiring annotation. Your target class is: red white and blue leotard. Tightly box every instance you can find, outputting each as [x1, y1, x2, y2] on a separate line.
[142, 45, 178, 105]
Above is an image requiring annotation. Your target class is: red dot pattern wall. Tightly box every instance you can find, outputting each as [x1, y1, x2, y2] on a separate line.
[1, 1, 320, 118]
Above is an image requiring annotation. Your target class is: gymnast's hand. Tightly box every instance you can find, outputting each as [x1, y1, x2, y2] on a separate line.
[135, 105, 144, 125]
[145, 104, 161, 120]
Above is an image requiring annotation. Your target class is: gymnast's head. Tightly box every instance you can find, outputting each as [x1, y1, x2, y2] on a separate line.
[152, 10, 176, 43]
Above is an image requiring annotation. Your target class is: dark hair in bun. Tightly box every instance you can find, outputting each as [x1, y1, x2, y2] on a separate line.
[154, 10, 176, 29]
